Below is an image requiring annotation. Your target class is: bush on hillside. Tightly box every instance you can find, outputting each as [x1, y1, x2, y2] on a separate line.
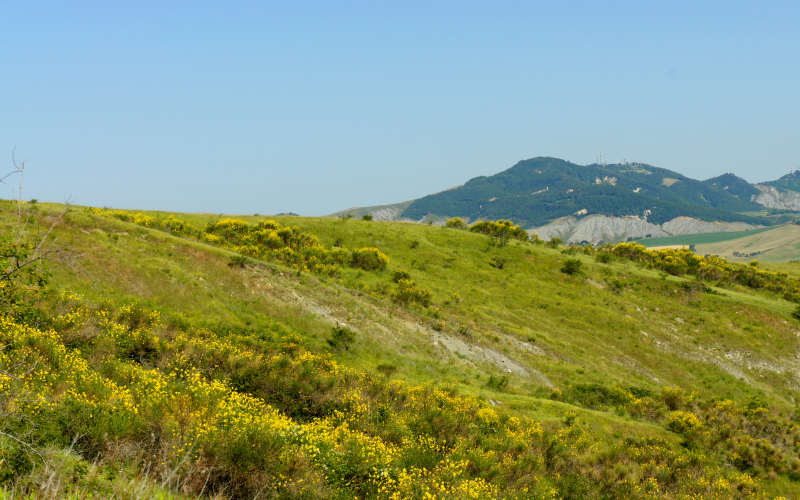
[547, 237, 562, 248]
[392, 270, 411, 283]
[445, 217, 466, 229]
[392, 278, 432, 307]
[327, 325, 356, 350]
[595, 251, 613, 263]
[163, 216, 188, 235]
[469, 219, 528, 241]
[489, 256, 506, 269]
[561, 259, 583, 275]
[350, 247, 389, 270]
[609, 241, 800, 302]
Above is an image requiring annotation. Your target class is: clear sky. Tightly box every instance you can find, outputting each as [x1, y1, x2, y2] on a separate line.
[1, 2, 799, 215]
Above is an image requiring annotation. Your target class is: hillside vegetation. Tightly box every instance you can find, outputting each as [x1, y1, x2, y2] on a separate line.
[2, 202, 800, 498]
[765, 171, 800, 193]
[640, 225, 800, 263]
[638, 228, 775, 248]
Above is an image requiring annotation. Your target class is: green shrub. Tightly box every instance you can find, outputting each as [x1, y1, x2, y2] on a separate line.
[469, 219, 528, 241]
[667, 410, 703, 435]
[489, 256, 506, 269]
[661, 386, 685, 410]
[595, 251, 613, 263]
[392, 278, 432, 307]
[547, 237, 563, 248]
[351, 248, 389, 270]
[392, 270, 411, 283]
[487, 375, 509, 391]
[327, 325, 356, 350]
[561, 259, 583, 275]
[376, 363, 397, 377]
[361, 214, 373, 221]
[562, 384, 635, 410]
[445, 217, 466, 229]
[163, 216, 188, 235]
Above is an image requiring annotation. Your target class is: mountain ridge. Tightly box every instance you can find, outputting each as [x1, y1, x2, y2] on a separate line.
[336, 156, 800, 242]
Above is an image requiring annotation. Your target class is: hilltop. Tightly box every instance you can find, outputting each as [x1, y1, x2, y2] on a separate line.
[2, 201, 800, 498]
[338, 157, 800, 244]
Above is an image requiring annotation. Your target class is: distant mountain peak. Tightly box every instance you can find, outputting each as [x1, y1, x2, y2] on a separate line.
[399, 156, 767, 228]
[335, 156, 800, 239]
[764, 169, 800, 192]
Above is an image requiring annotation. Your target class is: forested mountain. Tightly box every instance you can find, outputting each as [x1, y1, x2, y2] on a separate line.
[400, 157, 772, 226]
[764, 169, 800, 192]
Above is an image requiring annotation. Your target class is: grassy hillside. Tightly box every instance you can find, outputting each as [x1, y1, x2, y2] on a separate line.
[639, 225, 800, 263]
[637, 227, 774, 248]
[2, 201, 800, 498]
[696, 224, 800, 262]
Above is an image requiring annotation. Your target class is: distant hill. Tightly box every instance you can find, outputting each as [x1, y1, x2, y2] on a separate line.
[637, 224, 800, 262]
[702, 173, 760, 200]
[330, 199, 413, 221]
[335, 156, 800, 243]
[401, 157, 767, 227]
[691, 224, 800, 262]
[764, 169, 800, 192]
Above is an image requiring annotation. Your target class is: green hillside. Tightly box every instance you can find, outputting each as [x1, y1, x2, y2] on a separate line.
[400, 157, 770, 227]
[2, 201, 800, 498]
[696, 224, 800, 262]
[702, 173, 761, 200]
[637, 227, 774, 247]
[638, 225, 800, 263]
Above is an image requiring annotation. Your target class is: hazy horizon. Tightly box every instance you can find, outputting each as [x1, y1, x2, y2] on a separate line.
[2, 2, 799, 215]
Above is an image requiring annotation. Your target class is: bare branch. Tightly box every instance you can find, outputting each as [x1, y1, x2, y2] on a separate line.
[0, 148, 24, 184]
[0, 430, 45, 463]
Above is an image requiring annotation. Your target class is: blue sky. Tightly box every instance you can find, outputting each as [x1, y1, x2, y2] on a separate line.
[1, 2, 799, 215]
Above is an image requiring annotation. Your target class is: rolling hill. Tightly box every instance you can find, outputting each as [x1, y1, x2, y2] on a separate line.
[638, 224, 800, 263]
[3, 201, 800, 498]
[694, 224, 800, 262]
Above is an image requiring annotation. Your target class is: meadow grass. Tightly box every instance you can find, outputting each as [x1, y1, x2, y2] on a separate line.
[1, 202, 799, 498]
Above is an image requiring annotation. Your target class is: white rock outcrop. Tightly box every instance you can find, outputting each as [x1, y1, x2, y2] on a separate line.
[753, 185, 800, 210]
[661, 217, 755, 235]
[531, 215, 760, 244]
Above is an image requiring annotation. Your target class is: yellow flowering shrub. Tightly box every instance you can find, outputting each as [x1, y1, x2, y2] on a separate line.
[2, 289, 792, 498]
[608, 241, 800, 301]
